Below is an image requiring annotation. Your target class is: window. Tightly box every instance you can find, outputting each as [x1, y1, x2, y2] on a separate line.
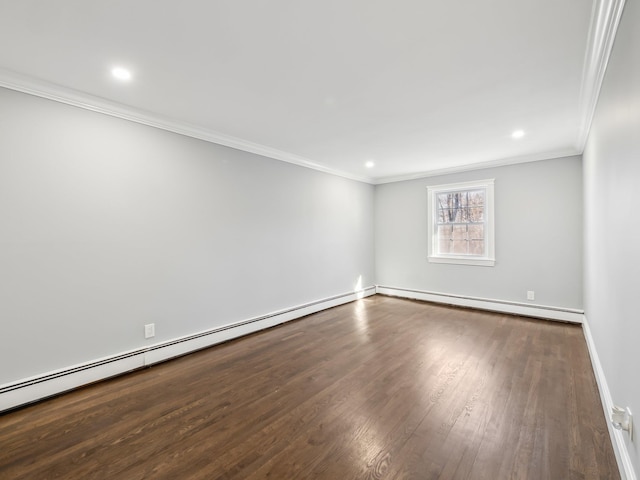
[427, 179, 495, 266]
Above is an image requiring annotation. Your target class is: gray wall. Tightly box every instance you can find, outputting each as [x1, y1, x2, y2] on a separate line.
[0, 87, 375, 386]
[583, 0, 640, 472]
[375, 156, 583, 309]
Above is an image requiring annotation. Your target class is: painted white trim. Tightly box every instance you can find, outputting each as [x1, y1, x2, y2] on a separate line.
[0, 287, 376, 413]
[0, 67, 586, 187]
[582, 316, 637, 480]
[2, 0, 624, 190]
[0, 68, 372, 185]
[426, 256, 495, 267]
[0, 68, 583, 187]
[375, 286, 584, 323]
[577, 0, 627, 152]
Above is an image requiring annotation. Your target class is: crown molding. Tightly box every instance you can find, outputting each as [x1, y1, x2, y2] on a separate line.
[371, 148, 580, 185]
[0, 68, 373, 185]
[576, 0, 627, 152]
[2, 14, 611, 190]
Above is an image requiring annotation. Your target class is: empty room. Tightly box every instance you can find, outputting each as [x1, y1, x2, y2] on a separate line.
[0, 1, 638, 479]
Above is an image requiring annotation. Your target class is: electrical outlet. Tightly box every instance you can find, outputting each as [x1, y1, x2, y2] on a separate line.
[612, 406, 633, 439]
[144, 323, 155, 339]
[527, 291, 535, 301]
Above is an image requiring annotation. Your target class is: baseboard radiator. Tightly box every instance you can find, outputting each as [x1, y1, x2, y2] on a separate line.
[0, 287, 376, 413]
[376, 285, 584, 323]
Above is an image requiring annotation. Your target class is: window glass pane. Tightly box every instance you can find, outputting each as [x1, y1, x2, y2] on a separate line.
[467, 190, 484, 205]
[451, 225, 468, 254]
[468, 224, 484, 255]
[468, 224, 484, 240]
[459, 205, 469, 223]
[469, 240, 485, 255]
[437, 200, 453, 224]
[468, 207, 484, 222]
[437, 225, 452, 253]
[436, 194, 448, 216]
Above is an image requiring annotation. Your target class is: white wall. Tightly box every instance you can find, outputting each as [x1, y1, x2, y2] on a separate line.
[0, 87, 375, 386]
[583, 0, 640, 473]
[375, 156, 583, 309]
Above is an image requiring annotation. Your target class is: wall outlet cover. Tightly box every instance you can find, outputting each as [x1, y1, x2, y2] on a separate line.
[144, 323, 155, 339]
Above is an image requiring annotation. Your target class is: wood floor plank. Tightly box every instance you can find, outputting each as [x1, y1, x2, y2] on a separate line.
[0, 295, 620, 479]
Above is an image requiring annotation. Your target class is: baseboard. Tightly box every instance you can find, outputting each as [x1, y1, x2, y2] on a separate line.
[582, 317, 637, 480]
[0, 286, 376, 413]
[375, 286, 584, 323]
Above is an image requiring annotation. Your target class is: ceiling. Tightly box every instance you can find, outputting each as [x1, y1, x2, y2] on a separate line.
[0, 1, 619, 183]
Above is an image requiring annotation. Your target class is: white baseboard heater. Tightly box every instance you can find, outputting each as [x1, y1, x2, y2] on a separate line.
[0, 287, 376, 413]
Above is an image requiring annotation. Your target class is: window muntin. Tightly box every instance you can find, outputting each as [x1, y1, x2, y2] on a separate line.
[427, 180, 495, 266]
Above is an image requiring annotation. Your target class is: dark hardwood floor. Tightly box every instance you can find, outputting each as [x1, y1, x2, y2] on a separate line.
[0, 295, 619, 479]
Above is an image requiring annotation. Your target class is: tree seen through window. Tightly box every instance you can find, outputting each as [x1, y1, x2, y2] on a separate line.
[436, 189, 485, 256]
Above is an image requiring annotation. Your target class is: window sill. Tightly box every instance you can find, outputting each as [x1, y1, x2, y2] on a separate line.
[428, 256, 495, 267]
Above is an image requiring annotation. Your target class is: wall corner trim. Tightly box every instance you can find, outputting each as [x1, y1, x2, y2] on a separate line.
[0, 287, 376, 413]
[582, 316, 637, 480]
[375, 286, 584, 323]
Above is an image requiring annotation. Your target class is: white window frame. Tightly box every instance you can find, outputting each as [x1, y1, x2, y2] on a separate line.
[427, 179, 495, 267]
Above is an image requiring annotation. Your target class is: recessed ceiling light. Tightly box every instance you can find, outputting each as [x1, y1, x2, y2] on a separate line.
[511, 129, 525, 139]
[111, 67, 132, 81]
[365, 160, 375, 168]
